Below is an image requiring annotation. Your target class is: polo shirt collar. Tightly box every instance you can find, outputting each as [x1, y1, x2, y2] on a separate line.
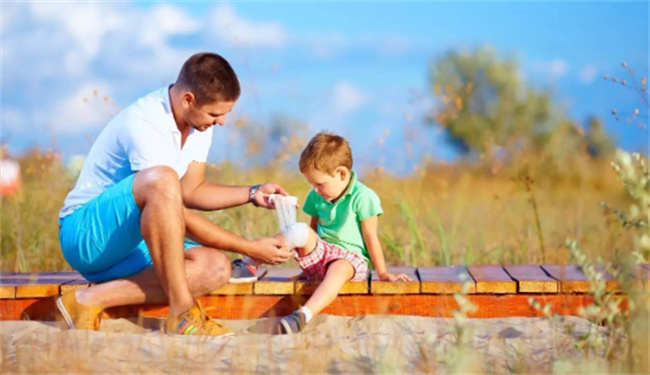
[162, 85, 181, 134]
[328, 170, 357, 205]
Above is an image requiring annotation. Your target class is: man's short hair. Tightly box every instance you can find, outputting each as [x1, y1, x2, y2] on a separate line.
[299, 132, 353, 175]
[176, 52, 240, 104]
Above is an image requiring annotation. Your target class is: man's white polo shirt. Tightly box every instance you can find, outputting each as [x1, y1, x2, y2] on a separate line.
[59, 86, 213, 218]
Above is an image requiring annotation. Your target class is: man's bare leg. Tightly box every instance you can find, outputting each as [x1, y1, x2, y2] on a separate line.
[130, 166, 194, 316]
[76, 246, 230, 308]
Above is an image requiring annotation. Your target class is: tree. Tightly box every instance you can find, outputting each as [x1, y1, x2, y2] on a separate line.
[428, 47, 555, 159]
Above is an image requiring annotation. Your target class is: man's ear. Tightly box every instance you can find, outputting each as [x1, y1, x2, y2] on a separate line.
[182, 92, 196, 108]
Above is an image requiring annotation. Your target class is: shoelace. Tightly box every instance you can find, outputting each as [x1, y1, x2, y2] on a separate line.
[195, 301, 228, 334]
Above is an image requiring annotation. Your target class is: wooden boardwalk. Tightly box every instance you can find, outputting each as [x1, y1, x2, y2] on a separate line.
[1, 265, 648, 321]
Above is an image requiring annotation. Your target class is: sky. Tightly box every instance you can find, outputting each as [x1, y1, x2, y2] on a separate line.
[1, 1, 649, 174]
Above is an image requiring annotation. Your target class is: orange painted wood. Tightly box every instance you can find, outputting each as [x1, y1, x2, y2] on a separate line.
[542, 265, 590, 293]
[3, 294, 623, 321]
[371, 267, 420, 294]
[504, 265, 558, 293]
[253, 268, 301, 295]
[418, 266, 475, 294]
[467, 265, 516, 293]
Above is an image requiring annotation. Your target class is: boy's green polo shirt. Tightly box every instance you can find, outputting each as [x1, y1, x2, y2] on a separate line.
[302, 171, 383, 262]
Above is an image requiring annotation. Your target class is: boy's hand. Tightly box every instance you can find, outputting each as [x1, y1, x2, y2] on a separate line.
[379, 272, 412, 282]
[253, 183, 289, 209]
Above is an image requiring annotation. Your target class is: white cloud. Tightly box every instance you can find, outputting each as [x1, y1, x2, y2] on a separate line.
[209, 4, 287, 48]
[54, 83, 117, 133]
[580, 65, 598, 84]
[531, 59, 568, 80]
[332, 82, 366, 114]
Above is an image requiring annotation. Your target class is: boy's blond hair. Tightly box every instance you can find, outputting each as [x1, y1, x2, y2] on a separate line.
[299, 132, 353, 175]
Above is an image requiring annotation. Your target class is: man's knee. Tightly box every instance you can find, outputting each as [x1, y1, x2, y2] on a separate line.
[194, 249, 231, 289]
[132, 166, 181, 207]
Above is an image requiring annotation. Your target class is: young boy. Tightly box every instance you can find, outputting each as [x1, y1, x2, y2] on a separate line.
[274, 132, 411, 334]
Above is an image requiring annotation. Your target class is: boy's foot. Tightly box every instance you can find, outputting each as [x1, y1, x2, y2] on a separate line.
[55, 291, 103, 330]
[229, 259, 267, 283]
[166, 302, 234, 337]
[277, 310, 307, 334]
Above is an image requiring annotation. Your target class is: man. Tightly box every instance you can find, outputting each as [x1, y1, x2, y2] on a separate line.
[57, 52, 291, 336]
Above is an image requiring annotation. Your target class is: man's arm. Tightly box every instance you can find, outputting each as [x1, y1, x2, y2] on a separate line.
[181, 162, 288, 211]
[180, 162, 251, 210]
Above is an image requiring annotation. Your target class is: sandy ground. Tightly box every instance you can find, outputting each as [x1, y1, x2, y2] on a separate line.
[1, 315, 613, 374]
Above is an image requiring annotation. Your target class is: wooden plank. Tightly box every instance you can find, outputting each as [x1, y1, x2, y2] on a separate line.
[0, 293, 632, 320]
[209, 282, 253, 295]
[60, 277, 92, 294]
[593, 265, 621, 292]
[503, 265, 558, 293]
[371, 267, 420, 294]
[0, 273, 81, 298]
[253, 268, 301, 295]
[14, 294, 616, 320]
[542, 265, 590, 293]
[295, 278, 368, 295]
[418, 266, 475, 294]
[467, 265, 516, 293]
[0, 271, 81, 278]
[0, 272, 79, 298]
[0, 283, 16, 298]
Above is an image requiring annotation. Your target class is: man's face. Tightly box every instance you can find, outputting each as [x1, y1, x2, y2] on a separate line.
[302, 167, 349, 202]
[185, 98, 235, 132]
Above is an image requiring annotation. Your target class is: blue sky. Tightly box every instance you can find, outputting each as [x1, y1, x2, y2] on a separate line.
[2, 1, 648, 174]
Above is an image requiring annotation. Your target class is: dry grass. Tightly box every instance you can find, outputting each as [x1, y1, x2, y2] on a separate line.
[0, 148, 635, 272]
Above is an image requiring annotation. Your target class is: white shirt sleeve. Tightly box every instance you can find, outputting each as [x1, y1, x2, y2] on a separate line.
[121, 120, 176, 172]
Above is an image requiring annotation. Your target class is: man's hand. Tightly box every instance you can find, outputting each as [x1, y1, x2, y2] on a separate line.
[247, 237, 292, 265]
[253, 183, 289, 209]
[379, 272, 412, 282]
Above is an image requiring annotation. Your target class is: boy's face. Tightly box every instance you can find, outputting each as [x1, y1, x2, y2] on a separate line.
[302, 167, 350, 202]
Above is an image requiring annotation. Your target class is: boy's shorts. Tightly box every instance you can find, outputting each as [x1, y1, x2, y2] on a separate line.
[58, 174, 199, 283]
[295, 237, 368, 281]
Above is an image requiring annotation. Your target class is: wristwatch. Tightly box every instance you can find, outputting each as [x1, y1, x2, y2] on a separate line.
[249, 184, 261, 207]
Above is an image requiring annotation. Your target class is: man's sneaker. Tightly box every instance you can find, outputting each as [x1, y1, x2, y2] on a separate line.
[229, 258, 267, 283]
[166, 301, 234, 337]
[55, 291, 103, 330]
[277, 310, 307, 334]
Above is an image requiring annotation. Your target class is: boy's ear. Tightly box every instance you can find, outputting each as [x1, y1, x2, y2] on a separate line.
[336, 167, 348, 181]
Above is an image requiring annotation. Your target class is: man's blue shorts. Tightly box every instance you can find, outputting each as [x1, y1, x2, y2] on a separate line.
[58, 174, 199, 283]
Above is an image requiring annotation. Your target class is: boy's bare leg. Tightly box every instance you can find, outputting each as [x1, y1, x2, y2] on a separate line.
[303, 260, 354, 315]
